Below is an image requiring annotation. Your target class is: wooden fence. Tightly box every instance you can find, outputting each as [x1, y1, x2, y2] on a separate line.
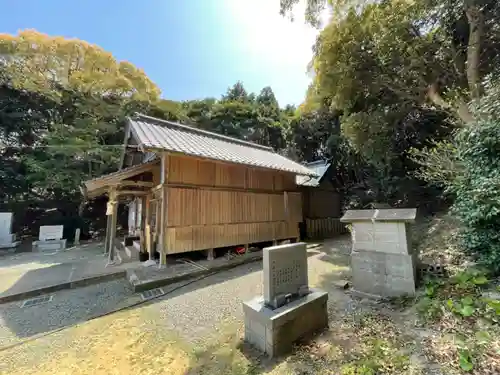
[305, 217, 348, 239]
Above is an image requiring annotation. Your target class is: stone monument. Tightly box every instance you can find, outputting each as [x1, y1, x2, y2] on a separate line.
[242, 242, 328, 358]
[0, 212, 20, 249]
[32, 225, 67, 252]
[340, 208, 417, 299]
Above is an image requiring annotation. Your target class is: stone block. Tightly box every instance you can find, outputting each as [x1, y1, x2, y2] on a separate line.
[375, 208, 416, 222]
[33, 239, 67, 252]
[0, 212, 13, 237]
[0, 233, 16, 244]
[351, 250, 416, 297]
[243, 289, 328, 358]
[263, 242, 309, 309]
[0, 213, 19, 249]
[341, 208, 416, 223]
[340, 209, 377, 222]
[39, 225, 64, 241]
[351, 221, 412, 255]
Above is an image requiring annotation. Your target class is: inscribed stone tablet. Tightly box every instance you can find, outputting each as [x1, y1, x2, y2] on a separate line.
[39, 225, 64, 241]
[263, 242, 309, 309]
[0, 213, 13, 237]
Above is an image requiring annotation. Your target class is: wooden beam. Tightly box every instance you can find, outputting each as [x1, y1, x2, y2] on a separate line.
[115, 181, 154, 188]
[116, 190, 149, 196]
[165, 182, 299, 194]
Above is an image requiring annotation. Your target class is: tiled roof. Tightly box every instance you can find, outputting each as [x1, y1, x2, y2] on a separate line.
[127, 114, 317, 176]
[296, 160, 331, 187]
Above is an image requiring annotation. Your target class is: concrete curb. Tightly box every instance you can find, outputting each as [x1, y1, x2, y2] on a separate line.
[129, 252, 263, 293]
[0, 270, 127, 305]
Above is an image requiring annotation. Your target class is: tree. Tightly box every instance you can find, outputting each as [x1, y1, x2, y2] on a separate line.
[256, 86, 279, 108]
[222, 81, 250, 103]
[281, 0, 500, 125]
[0, 30, 186, 239]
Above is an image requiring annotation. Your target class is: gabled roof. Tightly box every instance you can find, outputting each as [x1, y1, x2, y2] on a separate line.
[296, 160, 331, 187]
[126, 114, 317, 176]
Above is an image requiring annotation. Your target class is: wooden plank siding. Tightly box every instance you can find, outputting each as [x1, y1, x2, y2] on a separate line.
[166, 154, 296, 192]
[159, 154, 301, 254]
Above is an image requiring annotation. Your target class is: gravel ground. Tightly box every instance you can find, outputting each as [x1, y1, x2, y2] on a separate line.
[0, 279, 136, 347]
[0, 238, 354, 374]
[142, 249, 352, 344]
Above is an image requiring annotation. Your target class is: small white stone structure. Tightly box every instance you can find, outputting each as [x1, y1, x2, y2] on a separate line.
[32, 225, 67, 252]
[243, 242, 328, 357]
[0, 212, 20, 249]
[341, 208, 417, 298]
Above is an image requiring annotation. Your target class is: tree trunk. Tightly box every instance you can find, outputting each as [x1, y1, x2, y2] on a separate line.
[465, 3, 484, 100]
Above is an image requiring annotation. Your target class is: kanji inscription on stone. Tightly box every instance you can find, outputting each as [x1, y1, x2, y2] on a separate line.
[263, 242, 309, 309]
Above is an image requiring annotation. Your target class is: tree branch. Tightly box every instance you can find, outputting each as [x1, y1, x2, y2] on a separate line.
[427, 83, 474, 124]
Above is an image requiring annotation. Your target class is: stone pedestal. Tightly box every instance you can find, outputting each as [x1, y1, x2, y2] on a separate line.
[341, 208, 418, 298]
[0, 213, 20, 249]
[32, 225, 66, 252]
[33, 239, 67, 252]
[243, 242, 329, 358]
[243, 289, 328, 358]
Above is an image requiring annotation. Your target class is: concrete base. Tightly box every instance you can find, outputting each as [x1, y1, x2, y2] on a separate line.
[0, 234, 19, 249]
[242, 289, 328, 358]
[351, 249, 417, 298]
[33, 239, 67, 252]
[0, 241, 20, 249]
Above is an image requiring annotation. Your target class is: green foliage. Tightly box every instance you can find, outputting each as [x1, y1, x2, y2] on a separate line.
[452, 115, 500, 273]
[281, 0, 500, 213]
[184, 84, 287, 151]
[416, 269, 498, 372]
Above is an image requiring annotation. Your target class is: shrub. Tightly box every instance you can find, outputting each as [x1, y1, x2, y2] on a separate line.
[452, 119, 500, 274]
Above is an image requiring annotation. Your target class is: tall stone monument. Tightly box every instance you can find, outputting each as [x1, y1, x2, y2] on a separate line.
[0, 212, 20, 249]
[242, 242, 328, 358]
[341, 208, 418, 298]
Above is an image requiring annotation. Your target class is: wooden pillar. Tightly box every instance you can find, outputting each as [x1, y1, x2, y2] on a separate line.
[145, 193, 153, 260]
[104, 201, 113, 255]
[159, 153, 168, 267]
[107, 189, 118, 264]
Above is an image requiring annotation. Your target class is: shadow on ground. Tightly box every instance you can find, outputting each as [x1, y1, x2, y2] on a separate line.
[0, 257, 263, 342]
[182, 236, 357, 375]
[1, 234, 363, 375]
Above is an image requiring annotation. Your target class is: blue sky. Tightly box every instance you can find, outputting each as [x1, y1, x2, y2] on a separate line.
[0, 0, 321, 106]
